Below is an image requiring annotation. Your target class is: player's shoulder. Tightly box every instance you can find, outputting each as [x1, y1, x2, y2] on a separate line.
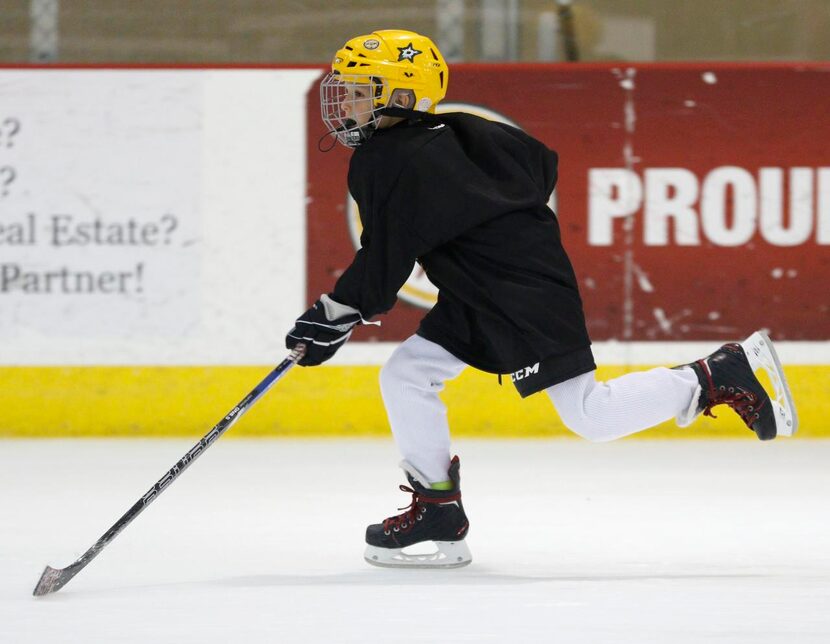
[441, 111, 556, 163]
[372, 118, 449, 150]
[440, 111, 540, 143]
[351, 119, 449, 171]
[437, 111, 514, 134]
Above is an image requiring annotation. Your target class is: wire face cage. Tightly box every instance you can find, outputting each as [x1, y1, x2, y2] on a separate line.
[320, 72, 388, 148]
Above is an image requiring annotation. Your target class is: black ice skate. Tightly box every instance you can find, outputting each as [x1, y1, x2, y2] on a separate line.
[364, 456, 471, 569]
[677, 331, 797, 440]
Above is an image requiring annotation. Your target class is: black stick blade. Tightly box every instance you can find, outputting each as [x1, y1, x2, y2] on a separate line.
[33, 564, 78, 596]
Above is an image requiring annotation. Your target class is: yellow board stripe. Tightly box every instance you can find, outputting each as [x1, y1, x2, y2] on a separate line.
[0, 365, 826, 438]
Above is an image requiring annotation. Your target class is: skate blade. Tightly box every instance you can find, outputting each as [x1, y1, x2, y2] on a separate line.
[364, 540, 472, 569]
[741, 331, 798, 437]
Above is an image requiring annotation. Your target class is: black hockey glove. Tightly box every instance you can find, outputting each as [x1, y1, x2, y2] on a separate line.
[286, 294, 363, 366]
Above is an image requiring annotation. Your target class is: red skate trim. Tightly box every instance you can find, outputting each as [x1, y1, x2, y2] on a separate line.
[382, 485, 462, 534]
[696, 358, 717, 411]
[697, 355, 766, 426]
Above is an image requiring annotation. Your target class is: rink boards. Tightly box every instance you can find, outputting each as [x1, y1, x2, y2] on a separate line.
[1, 355, 827, 438]
[0, 65, 828, 438]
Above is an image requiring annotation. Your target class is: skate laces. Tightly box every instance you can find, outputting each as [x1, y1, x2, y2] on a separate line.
[382, 485, 461, 535]
[697, 358, 766, 425]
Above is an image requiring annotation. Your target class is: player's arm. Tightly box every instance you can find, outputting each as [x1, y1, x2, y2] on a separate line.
[330, 222, 425, 318]
[285, 205, 424, 366]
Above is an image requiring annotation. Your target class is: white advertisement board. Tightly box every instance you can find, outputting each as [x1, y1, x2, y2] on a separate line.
[0, 69, 320, 365]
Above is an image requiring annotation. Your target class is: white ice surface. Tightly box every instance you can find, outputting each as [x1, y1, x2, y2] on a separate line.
[2, 439, 829, 644]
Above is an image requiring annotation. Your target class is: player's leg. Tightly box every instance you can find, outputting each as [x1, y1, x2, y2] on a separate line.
[366, 334, 471, 568]
[547, 330, 797, 441]
[547, 367, 699, 441]
[379, 334, 466, 483]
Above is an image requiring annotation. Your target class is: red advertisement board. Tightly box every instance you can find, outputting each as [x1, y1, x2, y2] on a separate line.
[307, 63, 830, 342]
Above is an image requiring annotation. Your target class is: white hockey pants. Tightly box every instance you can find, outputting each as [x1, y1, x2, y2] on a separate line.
[380, 334, 699, 483]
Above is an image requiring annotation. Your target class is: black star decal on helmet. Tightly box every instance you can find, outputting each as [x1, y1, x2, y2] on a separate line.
[397, 42, 423, 63]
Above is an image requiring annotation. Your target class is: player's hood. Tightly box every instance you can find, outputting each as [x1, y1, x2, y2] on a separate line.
[431, 111, 559, 204]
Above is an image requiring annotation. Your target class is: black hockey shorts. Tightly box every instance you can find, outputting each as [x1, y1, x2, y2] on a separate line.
[510, 346, 596, 398]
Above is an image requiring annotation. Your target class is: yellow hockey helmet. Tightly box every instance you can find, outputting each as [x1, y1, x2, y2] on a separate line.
[320, 30, 449, 147]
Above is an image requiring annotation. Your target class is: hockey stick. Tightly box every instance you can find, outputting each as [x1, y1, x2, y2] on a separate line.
[32, 344, 305, 597]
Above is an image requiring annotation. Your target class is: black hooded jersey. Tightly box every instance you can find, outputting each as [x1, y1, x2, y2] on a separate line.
[331, 111, 594, 382]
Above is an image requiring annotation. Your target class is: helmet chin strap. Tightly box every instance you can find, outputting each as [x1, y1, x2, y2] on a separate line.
[341, 117, 378, 147]
[319, 117, 378, 151]
[320, 106, 436, 152]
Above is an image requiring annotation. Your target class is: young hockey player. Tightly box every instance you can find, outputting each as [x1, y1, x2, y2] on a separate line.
[286, 30, 798, 569]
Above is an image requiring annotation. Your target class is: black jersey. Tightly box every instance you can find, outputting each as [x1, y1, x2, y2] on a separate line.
[331, 111, 594, 387]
